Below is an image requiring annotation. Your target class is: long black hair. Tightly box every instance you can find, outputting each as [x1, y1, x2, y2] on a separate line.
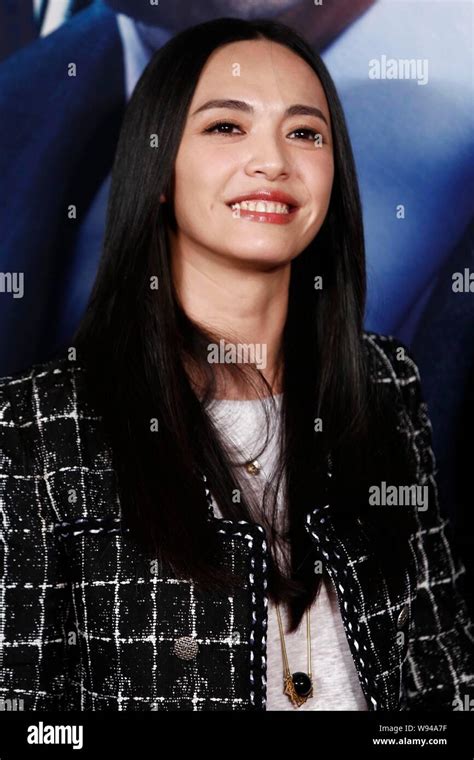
[72, 17, 414, 633]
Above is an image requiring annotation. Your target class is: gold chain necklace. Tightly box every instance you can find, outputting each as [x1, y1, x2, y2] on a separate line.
[243, 456, 314, 708]
[275, 604, 314, 707]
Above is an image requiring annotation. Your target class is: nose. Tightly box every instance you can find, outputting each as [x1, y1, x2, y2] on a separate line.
[244, 130, 290, 180]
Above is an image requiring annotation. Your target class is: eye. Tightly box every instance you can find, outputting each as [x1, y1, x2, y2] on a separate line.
[202, 121, 327, 144]
[203, 121, 243, 135]
[289, 127, 326, 143]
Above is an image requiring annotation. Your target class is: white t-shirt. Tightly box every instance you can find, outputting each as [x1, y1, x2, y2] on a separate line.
[206, 393, 368, 711]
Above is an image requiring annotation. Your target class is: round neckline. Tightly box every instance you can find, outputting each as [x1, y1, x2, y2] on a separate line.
[209, 392, 283, 405]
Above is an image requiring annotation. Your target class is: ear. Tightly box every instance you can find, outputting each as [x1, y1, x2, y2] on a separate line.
[160, 193, 167, 203]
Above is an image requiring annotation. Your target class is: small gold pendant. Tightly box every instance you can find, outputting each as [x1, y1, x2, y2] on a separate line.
[283, 674, 313, 707]
[245, 459, 261, 475]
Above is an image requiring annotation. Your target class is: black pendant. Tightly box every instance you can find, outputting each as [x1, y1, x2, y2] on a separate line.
[292, 672, 312, 697]
[283, 671, 313, 707]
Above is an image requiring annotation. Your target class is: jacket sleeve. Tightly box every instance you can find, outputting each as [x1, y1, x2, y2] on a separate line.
[0, 374, 72, 710]
[394, 340, 474, 710]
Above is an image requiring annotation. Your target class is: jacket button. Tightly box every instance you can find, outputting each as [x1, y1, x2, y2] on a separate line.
[173, 636, 199, 660]
[396, 605, 409, 629]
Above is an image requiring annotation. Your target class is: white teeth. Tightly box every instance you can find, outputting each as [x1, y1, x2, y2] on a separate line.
[230, 200, 290, 214]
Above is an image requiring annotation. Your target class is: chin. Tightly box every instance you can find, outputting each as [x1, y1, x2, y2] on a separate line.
[231, 249, 292, 268]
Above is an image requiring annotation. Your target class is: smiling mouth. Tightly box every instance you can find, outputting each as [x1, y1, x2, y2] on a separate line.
[226, 199, 299, 224]
[229, 200, 294, 214]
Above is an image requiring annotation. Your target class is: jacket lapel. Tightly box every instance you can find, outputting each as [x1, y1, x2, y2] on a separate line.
[304, 469, 416, 711]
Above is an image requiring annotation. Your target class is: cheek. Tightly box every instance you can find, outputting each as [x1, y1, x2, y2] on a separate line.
[174, 146, 231, 213]
[172, 156, 204, 225]
[304, 156, 334, 210]
[172, 159, 223, 236]
[174, 153, 197, 203]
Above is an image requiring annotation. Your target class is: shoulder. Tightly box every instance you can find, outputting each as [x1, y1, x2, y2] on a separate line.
[363, 330, 422, 392]
[0, 353, 90, 428]
[0, 354, 111, 493]
[362, 332, 430, 455]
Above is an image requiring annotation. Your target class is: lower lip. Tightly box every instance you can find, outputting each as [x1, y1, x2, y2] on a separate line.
[227, 205, 299, 225]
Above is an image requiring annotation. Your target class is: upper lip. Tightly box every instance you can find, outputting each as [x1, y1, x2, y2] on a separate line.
[227, 189, 300, 208]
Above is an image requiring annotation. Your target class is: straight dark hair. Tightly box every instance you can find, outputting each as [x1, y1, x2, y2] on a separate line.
[72, 17, 415, 633]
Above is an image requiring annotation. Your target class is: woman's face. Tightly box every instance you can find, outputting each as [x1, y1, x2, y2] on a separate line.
[168, 39, 334, 269]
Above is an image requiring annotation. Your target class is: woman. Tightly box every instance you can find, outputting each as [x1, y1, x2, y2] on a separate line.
[0, 17, 472, 712]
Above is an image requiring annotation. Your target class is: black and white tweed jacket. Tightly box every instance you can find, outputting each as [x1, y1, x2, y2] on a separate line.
[0, 332, 473, 711]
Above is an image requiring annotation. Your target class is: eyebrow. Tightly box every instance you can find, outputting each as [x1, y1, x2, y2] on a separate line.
[191, 99, 329, 127]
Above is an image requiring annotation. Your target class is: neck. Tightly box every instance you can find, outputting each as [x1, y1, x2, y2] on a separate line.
[171, 240, 290, 401]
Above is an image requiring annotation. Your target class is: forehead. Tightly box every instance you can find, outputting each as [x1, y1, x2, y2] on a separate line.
[190, 39, 329, 118]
